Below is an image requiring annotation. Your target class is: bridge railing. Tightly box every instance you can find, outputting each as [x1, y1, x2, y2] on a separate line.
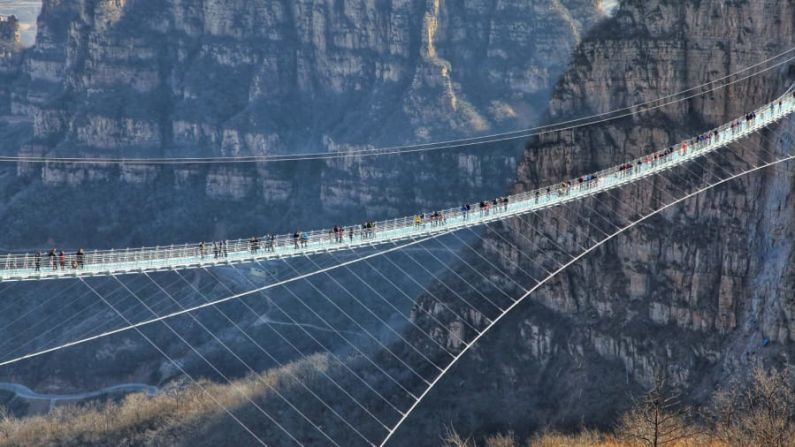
[1, 88, 793, 280]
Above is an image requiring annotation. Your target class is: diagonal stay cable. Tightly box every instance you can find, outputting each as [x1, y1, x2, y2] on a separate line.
[447, 224, 542, 287]
[201, 266, 394, 434]
[412, 235, 518, 304]
[373, 251, 483, 336]
[173, 269, 378, 444]
[0, 278, 161, 362]
[0, 234, 448, 369]
[444, 230, 530, 293]
[301, 254, 447, 372]
[231, 261, 406, 420]
[474, 221, 550, 280]
[79, 278, 269, 446]
[396, 240, 503, 316]
[0, 284, 98, 359]
[356, 256, 465, 355]
[53, 275, 188, 345]
[111, 274, 302, 446]
[379, 150, 795, 447]
[0, 275, 186, 363]
[145, 271, 341, 446]
[324, 252, 457, 359]
[280, 258, 432, 389]
[0, 281, 78, 333]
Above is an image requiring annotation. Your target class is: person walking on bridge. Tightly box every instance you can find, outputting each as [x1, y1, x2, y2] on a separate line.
[364, 222, 372, 238]
[34, 251, 41, 272]
[293, 230, 300, 249]
[266, 233, 275, 252]
[77, 248, 85, 269]
[48, 248, 57, 271]
[301, 231, 309, 248]
[58, 251, 66, 271]
[250, 237, 258, 254]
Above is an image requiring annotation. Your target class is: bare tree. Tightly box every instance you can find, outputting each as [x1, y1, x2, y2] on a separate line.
[713, 367, 795, 447]
[442, 425, 476, 447]
[617, 372, 697, 446]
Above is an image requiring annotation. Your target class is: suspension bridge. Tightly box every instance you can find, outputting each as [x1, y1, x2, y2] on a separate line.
[0, 64, 794, 446]
[1, 88, 793, 282]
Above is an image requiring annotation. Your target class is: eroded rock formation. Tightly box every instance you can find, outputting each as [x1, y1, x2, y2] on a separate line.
[400, 0, 795, 440]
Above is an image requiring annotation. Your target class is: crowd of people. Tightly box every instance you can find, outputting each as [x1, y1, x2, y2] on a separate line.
[22, 194, 518, 273]
[32, 248, 86, 272]
[246, 234, 276, 254]
[324, 221, 378, 244]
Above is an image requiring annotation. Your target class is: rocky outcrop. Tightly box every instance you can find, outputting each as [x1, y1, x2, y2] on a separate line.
[508, 0, 795, 380]
[0, 0, 610, 252]
[2, 0, 604, 196]
[398, 0, 795, 441]
[0, 15, 19, 46]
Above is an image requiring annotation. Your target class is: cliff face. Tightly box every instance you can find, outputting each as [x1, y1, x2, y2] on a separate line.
[0, 15, 20, 116]
[0, 15, 18, 45]
[14, 0, 601, 153]
[0, 0, 606, 249]
[400, 0, 795, 440]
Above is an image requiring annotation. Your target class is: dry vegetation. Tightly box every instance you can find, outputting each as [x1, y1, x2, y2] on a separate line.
[1, 360, 794, 447]
[444, 367, 795, 447]
[0, 354, 329, 447]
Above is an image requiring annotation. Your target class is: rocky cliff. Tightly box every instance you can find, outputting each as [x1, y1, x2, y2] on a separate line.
[0, 15, 18, 45]
[12, 0, 602, 153]
[393, 0, 795, 441]
[0, 0, 608, 250]
[0, 14, 20, 117]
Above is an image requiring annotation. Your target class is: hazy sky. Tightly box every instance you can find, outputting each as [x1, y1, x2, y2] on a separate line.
[0, 0, 41, 46]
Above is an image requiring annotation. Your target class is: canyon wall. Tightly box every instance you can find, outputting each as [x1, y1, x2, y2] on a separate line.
[396, 0, 795, 441]
[0, 0, 607, 249]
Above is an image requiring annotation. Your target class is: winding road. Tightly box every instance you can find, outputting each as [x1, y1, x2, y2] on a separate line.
[0, 382, 157, 407]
